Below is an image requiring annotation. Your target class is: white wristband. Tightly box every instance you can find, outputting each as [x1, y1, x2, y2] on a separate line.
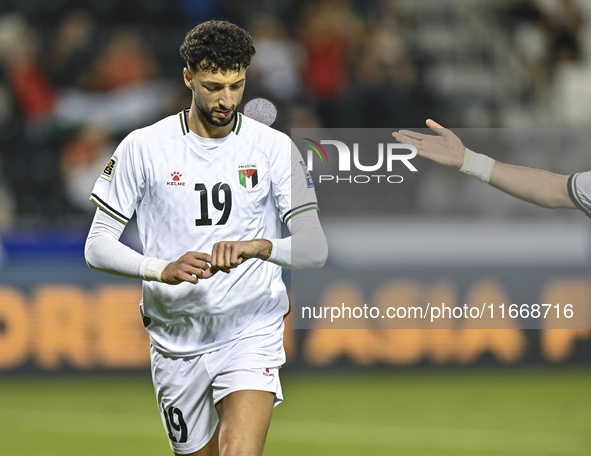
[142, 258, 171, 282]
[459, 148, 495, 183]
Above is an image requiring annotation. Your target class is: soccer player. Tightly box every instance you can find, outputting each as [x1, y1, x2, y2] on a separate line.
[392, 120, 583, 212]
[84, 21, 328, 456]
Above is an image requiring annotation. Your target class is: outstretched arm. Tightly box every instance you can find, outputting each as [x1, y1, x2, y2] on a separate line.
[392, 120, 576, 210]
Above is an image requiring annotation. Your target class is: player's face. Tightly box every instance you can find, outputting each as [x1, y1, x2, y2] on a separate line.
[184, 67, 247, 128]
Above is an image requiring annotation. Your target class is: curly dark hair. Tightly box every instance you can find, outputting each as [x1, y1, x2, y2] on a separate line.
[180, 20, 256, 73]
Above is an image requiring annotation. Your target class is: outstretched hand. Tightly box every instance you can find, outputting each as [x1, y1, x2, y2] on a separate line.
[392, 119, 465, 169]
[161, 251, 219, 285]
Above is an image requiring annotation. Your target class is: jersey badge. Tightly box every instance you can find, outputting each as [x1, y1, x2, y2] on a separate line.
[167, 171, 186, 186]
[238, 164, 259, 191]
[300, 161, 314, 188]
[100, 156, 118, 182]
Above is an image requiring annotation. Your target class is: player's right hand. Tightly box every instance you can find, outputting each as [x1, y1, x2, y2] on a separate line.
[392, 119, 465, 169]
[161, 251, 219, 285]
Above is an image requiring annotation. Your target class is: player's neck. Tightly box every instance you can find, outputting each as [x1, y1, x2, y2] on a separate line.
[187, 107, 235, 139]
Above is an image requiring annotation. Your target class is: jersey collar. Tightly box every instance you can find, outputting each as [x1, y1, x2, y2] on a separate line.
[180, 110, 243, 155]
[178, 109, 243, 137]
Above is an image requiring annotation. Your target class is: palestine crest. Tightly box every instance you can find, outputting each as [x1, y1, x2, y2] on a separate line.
[238, 163, 258, 191]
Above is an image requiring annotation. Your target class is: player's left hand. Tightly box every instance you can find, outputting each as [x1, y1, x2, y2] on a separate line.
[211, 239, 273, 271]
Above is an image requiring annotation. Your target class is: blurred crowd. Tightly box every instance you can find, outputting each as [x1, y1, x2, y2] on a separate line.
[0, 0, 591, 231]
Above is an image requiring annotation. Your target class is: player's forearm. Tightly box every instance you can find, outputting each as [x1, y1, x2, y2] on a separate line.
[459, 148, 575, 209]
[252, 239, 273, 260]
[85, 230, 149, 279]
[268, 211, 328, 269]
[487, 162, 575, 209]
[85, 209, 170, 281]
[269, 232, 328, 269]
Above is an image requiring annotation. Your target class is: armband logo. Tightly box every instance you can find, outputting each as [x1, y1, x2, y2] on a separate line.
[300, 161, 314, 188]
[100, 156, 118, 183]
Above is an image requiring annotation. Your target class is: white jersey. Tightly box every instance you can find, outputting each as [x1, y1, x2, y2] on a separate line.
[569, 172, 591, 216]
[90, 110, 318, 356]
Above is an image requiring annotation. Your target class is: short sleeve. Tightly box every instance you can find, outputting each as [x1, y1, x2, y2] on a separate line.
[89, 133, 144, 225]
[271, 136, 319, 224]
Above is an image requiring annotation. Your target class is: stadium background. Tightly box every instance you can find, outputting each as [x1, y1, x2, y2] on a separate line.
[0, 0, 590, 454]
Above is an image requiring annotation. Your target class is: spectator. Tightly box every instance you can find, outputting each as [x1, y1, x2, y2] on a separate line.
[0, 13, 56, 123]
[60, 125, 114, 213]
[53, 28, 175, 133]
[44, 9, 99, 88]
[0, 156, 15, 231]
[341, 25, 422, 127]
[77, 28, 158, 91]
[299, 0, 363, 127]
[248, 16, 304, 102]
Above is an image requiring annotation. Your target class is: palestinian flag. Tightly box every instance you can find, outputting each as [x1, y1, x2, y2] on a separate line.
[238, 164, 258, 191]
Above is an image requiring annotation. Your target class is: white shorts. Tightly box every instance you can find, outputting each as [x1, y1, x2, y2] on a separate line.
[150, 329, 285, 455]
